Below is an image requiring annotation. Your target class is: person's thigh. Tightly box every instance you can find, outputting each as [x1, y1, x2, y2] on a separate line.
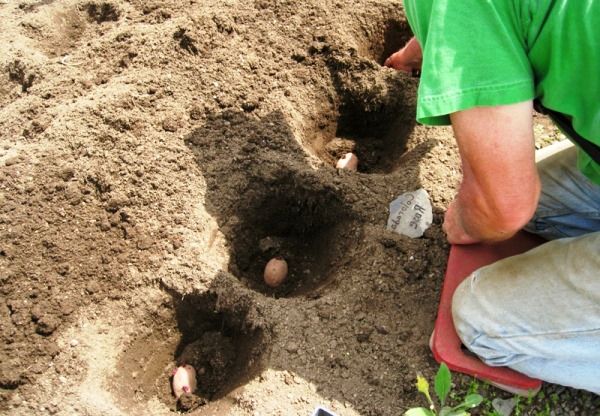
[452, 231, 600, 393]
[525, 141, 600, 239]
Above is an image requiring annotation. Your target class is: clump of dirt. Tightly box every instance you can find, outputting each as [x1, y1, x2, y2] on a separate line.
[176, 392, 205, 412]
[173, 28, 200, 55]
[7, 60, 35, 92]
[84, 2, 119, 23]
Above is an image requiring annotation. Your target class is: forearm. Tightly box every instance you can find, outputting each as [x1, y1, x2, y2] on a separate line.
[445, 102, 540, 244]
[402, 37, 422, 61]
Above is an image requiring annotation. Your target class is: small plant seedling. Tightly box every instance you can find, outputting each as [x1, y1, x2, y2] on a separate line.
[404, 363, 483, 416]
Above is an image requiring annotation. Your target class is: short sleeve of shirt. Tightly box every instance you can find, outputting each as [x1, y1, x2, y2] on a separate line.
[405, 0, 535, 125]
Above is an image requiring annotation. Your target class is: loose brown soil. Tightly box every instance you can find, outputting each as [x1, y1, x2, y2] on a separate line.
[1, 1, 597, 415]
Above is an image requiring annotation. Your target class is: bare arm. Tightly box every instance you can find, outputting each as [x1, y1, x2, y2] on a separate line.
[444, 101, 541, 244]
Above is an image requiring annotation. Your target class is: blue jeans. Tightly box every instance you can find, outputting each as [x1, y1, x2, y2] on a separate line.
[452, 142, 600, 394]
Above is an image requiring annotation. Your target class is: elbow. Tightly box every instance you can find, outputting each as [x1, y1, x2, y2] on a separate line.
[490, 178, 541, 236]
[492, 208, 536, 237]
[458, 174, 541, 242]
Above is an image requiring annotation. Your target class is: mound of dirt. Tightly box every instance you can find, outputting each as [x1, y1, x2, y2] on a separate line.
[1, 0, 597, 415]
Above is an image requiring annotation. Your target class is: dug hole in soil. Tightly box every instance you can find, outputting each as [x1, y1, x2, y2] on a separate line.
[3, 0, 597, 415]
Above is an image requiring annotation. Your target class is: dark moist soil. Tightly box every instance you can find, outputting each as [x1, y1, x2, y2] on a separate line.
[1, 0, 598, 415]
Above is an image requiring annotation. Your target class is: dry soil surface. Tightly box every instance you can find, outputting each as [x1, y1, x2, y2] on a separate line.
[1, 1, 598, 415]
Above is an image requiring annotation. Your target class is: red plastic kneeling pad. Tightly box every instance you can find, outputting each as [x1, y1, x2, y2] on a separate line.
[431, 231, 544, 394]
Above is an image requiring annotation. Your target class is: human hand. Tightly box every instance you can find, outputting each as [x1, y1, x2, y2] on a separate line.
[443, 201, 480, 245]
[384, 37, 422, 73]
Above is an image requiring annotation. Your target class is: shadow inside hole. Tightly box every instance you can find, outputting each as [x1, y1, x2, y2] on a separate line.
[171, 292, 266, 404]
[333, 102, 415, 174]
[320, 47, 418, 174]
[377, 19, 413, 65]
[226, 177, 356, 298]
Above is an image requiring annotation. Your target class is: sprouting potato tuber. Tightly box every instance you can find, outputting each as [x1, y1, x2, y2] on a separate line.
[336, 152, 358, 171]
[172, 364, 197, 399]
[263, 257, 288, 287]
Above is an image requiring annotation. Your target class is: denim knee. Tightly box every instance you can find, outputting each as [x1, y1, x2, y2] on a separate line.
[451, 273, 513, 366]
[451, 276, 478, 348]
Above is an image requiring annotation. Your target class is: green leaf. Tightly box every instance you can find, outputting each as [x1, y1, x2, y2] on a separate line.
[404, 407, 435, 416]
[439, 406, 452, 416]
[445, 411, 469, 416]
[462, 394, 483, 408]
[434, 363, 452, 406]
[447, 393, 484, 414]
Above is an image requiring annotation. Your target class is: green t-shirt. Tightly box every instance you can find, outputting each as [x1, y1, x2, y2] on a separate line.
[404, 0, 600, 185]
